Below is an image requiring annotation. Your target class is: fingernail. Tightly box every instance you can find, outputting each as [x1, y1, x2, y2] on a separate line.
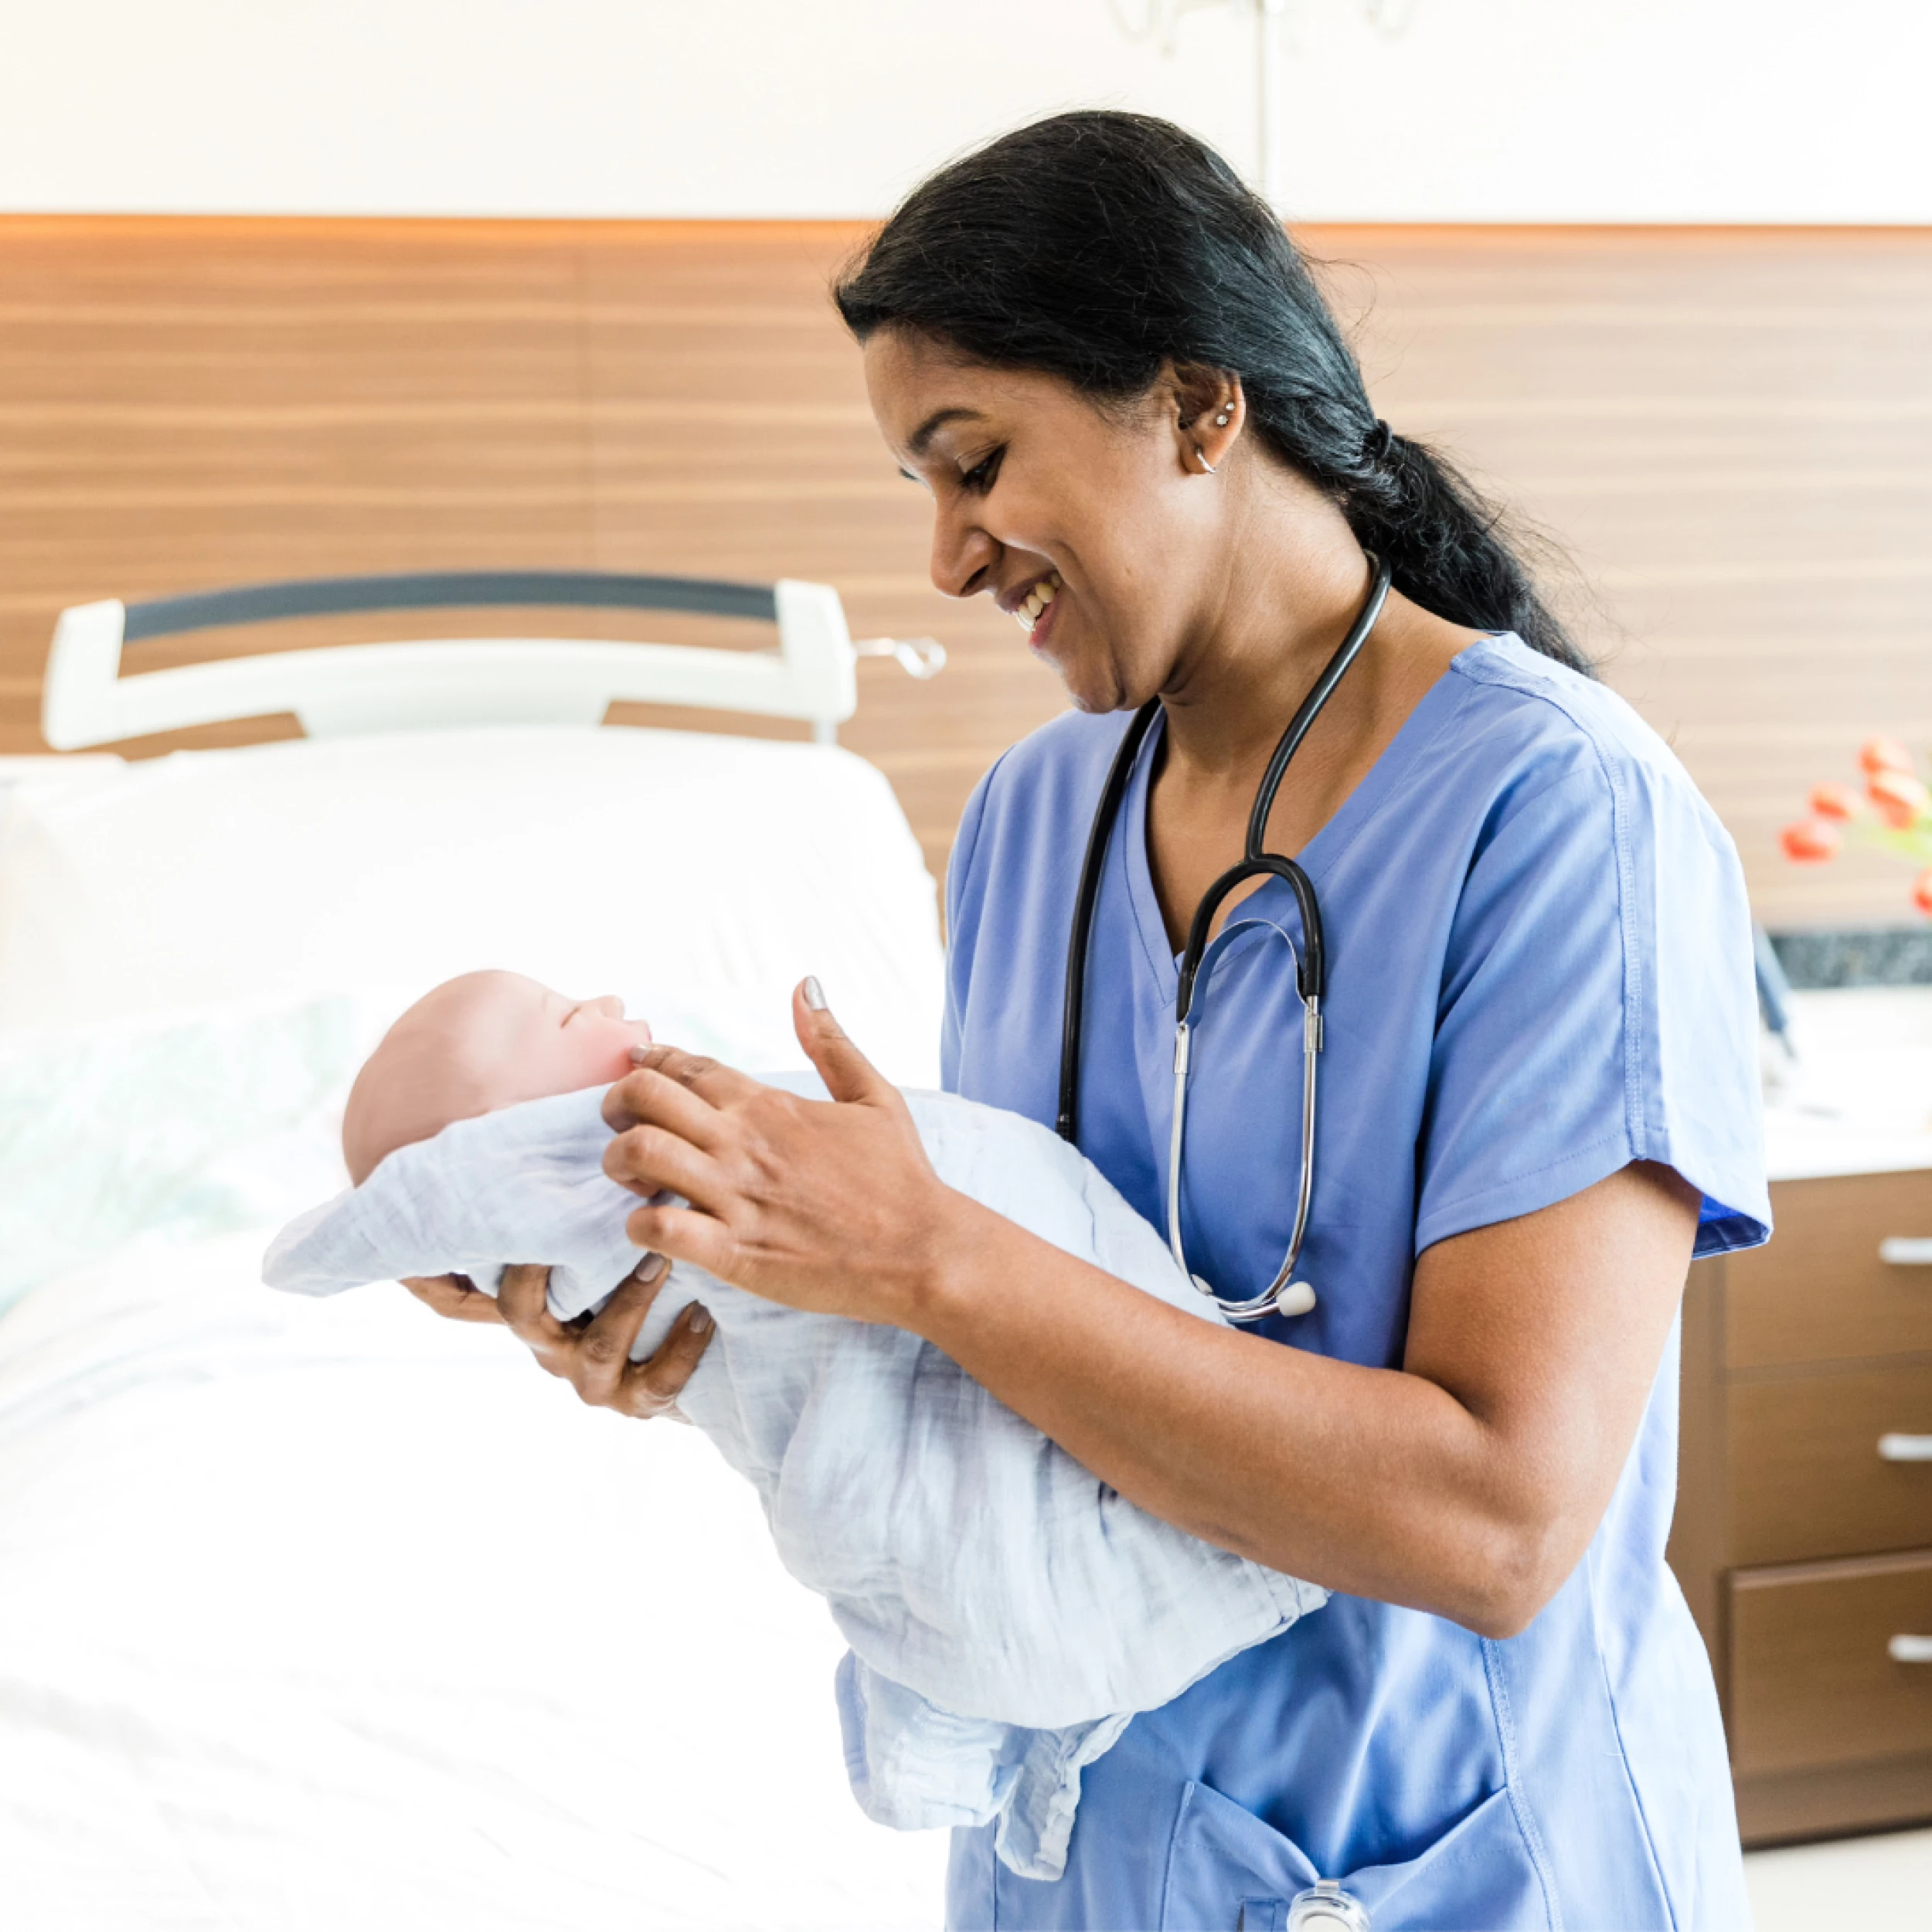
[629, 1044, 650, 1063]
[687, 1304, 713, 1335]
[637, 1253, 669, 1284]
[803, 976, 828, 1012]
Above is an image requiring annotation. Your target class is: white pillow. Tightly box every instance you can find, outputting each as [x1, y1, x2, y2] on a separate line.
[0, 726, 944, 1084]
[0, 996, 362, 1312]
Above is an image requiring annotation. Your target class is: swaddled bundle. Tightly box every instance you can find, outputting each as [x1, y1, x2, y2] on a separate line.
[265, 981, 1324, 1878]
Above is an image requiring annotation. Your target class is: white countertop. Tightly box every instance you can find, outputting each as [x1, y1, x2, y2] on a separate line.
[1763, 987, 1932, 1182]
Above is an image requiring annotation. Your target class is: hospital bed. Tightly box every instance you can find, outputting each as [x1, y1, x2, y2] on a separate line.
[0, 573, 954, 1930]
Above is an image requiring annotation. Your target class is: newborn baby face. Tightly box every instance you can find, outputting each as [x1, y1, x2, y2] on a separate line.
[342, 970, 651, 1184]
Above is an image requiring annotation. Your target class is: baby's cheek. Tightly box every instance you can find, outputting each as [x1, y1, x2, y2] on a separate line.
[604, 1016, 654, 1073]
[571, 1027, 645, 1090]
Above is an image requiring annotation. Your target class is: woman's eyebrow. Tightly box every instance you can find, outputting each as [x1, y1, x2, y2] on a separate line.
[906, 406, 981, 457]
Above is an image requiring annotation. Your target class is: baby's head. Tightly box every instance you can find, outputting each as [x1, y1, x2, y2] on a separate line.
[342, 971, 651, 1185]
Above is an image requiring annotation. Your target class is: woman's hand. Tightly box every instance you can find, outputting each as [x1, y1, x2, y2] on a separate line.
[400, 1259, 715, 1419]
[599, 979, 968, 1325]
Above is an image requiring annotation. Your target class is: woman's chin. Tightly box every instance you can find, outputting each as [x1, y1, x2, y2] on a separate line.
[1055, 655, 1144, 719]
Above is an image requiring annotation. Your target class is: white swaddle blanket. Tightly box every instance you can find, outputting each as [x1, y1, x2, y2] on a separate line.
[264, 1077, 1325, 1878]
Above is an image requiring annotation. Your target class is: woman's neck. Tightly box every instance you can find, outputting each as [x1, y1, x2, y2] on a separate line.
[1154, 482, 1387, 790]
[1140, 488, 1475, 944]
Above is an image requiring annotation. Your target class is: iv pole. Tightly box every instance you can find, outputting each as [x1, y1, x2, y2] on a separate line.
[1255, 0, 1288, 209]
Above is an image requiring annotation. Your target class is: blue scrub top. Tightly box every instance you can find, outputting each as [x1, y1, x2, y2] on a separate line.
[940, 636, 1770, 1931]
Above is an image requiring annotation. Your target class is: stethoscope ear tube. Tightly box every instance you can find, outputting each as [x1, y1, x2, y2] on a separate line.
[1056, 699, 1159, 1145]
[1245, 557, 1393, 860]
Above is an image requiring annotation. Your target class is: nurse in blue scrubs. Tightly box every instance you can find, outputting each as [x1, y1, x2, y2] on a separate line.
[418, 111, 1770, 1929]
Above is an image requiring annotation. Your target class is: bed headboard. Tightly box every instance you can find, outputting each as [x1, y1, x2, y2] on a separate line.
[42, 569, 940, 749]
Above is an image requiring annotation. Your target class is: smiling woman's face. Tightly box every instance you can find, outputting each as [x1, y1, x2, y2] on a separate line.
[863, 327, 1230, 715]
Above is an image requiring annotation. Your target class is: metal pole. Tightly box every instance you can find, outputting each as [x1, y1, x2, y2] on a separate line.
[1256, 0, 1288, 209]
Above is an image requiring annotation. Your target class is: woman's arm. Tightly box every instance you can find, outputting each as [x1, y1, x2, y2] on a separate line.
[600, 985, 1699, 1640]
[909, 1156, 1695, 1639]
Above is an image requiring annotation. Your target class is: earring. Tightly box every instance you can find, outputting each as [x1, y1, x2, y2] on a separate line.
[1214, 406, 1232, 427]
[1194, 445, 1216, 474]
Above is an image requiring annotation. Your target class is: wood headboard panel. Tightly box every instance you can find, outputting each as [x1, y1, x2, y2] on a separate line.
[3, 216, 1928, 923]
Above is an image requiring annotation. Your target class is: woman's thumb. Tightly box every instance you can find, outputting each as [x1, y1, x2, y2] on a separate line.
[794, 977, 884, 1103]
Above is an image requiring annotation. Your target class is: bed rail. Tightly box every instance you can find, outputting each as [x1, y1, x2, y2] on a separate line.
[43, 570, 942, 749]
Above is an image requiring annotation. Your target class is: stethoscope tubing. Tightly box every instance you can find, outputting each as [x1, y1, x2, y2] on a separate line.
[1058, 554, 1394, 1322]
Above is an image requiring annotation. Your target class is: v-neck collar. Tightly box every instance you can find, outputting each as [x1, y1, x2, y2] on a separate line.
[1119, 648, 1475, 992]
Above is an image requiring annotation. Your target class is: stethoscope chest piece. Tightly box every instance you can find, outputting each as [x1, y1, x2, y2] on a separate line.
[1188, 1272, 1315, 1318]
[1285, 1879, 1371, 1932]
[1274, 1280, 1317, 1318]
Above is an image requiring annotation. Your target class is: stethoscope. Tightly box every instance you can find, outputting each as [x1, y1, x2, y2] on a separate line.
[1056, 554, 1393, 1327]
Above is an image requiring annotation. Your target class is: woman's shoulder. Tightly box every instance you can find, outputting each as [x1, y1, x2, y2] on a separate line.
[1444, 634, 1709, 818]
[1422, 636, 1750, 962]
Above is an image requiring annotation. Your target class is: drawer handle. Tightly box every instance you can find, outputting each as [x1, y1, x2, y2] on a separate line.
[1891, 1635, 1932, 1664]
[1878, 1434, 1932, 1462]
[1879, 1237, 1932, 1264]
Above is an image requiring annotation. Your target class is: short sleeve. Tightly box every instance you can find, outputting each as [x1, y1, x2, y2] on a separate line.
[1415, 745, 1770, 1261]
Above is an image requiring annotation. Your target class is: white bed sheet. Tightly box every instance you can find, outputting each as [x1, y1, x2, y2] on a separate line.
[0, 1229, 948, 1930]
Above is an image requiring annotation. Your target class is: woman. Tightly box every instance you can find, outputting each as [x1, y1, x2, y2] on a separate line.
[410, 114, 1767, 1928]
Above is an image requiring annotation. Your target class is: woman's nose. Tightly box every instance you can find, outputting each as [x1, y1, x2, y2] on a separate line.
[929, 505, 998, 601]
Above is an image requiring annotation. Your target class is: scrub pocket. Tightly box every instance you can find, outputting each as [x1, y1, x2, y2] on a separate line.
[1158, 1777, 1554, 1931]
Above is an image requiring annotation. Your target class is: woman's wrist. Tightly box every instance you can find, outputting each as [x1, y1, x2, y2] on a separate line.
[895, 1185, 1012, 1337]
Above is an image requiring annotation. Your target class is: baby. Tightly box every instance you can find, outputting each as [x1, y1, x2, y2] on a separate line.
[270, 971, 1325, 1879]
[340, 972, 653, 1188]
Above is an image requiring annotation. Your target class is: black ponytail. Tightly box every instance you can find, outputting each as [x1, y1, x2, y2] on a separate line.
[835, 111, 1588, 675]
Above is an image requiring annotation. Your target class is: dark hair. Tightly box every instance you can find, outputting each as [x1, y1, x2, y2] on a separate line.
[836, 111, 1588, 674]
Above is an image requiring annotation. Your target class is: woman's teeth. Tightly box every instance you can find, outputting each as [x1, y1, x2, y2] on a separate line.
[1015, 572, 1061, 634]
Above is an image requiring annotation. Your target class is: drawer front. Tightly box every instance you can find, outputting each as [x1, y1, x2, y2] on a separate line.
[1729, 1361, 1932, 1565]
[1730, 1172, 1932, 1370]
[1728, 1549, 1932, 1777]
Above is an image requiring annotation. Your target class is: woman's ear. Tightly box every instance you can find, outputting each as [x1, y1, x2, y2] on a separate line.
[1167, 362, 1243, 475]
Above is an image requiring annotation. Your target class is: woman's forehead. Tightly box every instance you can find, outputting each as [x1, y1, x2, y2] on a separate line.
[863, 334, 1070, 449]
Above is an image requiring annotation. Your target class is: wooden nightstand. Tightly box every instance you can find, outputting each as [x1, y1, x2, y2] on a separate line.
[1670, 1171, 1932, 1842]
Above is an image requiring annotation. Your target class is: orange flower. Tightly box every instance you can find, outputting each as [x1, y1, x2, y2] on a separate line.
[1809, 781, 1864, 821]
[1915, 869, 1932, 917]
[1869, 768, 1931, 829]
[1781, 818, 1840, 862]
[1859, 735, 1915, 777]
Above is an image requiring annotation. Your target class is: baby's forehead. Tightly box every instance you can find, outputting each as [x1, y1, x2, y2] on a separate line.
[427, 970, 549, 1022]
[392, 972, 551, 1055]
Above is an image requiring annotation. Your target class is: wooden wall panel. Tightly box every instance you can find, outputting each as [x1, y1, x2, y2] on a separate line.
[1324, 226, 1932, 928]
[2, 216, 1928, 920]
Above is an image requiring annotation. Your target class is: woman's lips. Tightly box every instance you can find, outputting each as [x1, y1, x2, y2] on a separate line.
[1026, 589, 1062, 653]
[1012, 569, 1063, 649]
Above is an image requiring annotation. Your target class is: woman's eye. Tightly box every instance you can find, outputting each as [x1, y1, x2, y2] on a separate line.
[961, 449, 1004, 494]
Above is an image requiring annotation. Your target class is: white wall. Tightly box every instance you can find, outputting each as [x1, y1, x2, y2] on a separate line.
[0, 0, 1925, 223]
